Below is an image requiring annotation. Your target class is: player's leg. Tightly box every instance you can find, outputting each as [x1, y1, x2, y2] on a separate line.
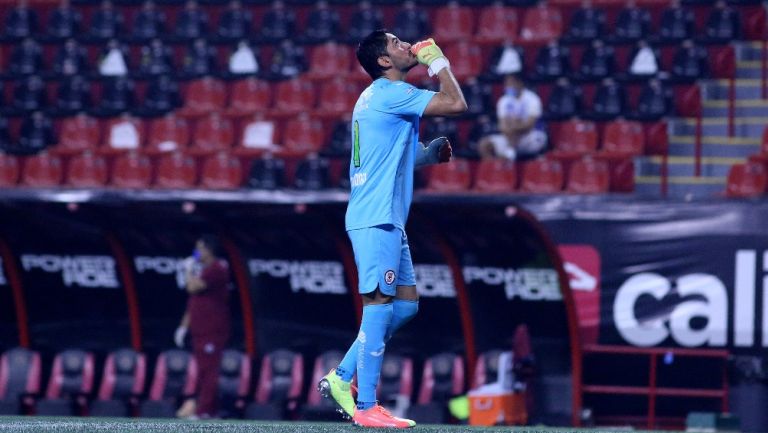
[387, 230, 419, 341]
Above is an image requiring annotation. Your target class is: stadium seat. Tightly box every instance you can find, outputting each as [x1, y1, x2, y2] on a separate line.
[474, 4, 518, 44]
[306, 42, 352, 80]
[51, 114, 100, 156]
[0, 154, 20, 187]
[746, 126, 768, 167]
[154, 152, 198, 189]
[36, 349, 95, 416]
[377, 354, 414, 413]
[519, 4, 563, 44]
[566, 156, 610, 194]
[644, 121, 669, 156]
[145, 114, 190, 156]
[188, 113, 234, 156]
[200, 152, 243, 190]
[100, 115, 144, 156]
[473, 159, 518, 193]
[301, 350, 344, 421]
[443, 42, 483, 83]
[217, 349, 251, 419]
[66, 151, 108, 187]
[279, 113, 325, 157]
[472, 350, 505, 389]
[726, 162, 767, 198]
[272, 79, 316, 117]
[294, 154, 331, 190]
[599, 119, 645, 158]
[111, 151, 153, 189]
[520, 158, 564, 193]
[225, 78, 272, 118]
[244, 349, 303, 420]
[426, 159, 472, 192]
[432, 3, 475, 42]
[178, 77, 227, 117]
[407, 353, 465, 424]
[235, 115, 279, 157]
[21, 152, 64, 187]
[0, 347, 42, 415]
[140, 349, 198, 418]
[247, 155, 287, 190]
[315, 77, 359, 119]
[548, 119, 598, 163]
[90, 348, 146, 417]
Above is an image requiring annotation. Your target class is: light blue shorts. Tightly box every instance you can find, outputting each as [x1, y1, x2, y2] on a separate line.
[347, 224, 416, 296]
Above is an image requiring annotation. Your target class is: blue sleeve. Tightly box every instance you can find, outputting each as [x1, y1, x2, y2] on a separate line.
[382, 82, 436, 117]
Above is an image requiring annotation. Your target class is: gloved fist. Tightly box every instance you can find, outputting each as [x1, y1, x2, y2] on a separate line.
[429, 137, 452, 163]
[174, 326, 188, 348]
[411, 38, 450, 77]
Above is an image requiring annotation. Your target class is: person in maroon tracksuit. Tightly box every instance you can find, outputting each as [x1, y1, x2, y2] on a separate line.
[176, 235, 231, 419]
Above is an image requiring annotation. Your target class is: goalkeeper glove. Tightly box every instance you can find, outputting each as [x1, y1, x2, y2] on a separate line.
[411, 38, 450, 77]
[415, 137, 449, 169]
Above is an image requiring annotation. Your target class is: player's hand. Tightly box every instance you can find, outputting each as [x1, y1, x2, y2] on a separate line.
[174, 326, 188, 348]
[427, 136, 452, 164]
[411, 38, 446, 67]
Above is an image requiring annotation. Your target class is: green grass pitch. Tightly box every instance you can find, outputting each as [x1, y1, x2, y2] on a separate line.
[0, 417, 674, 433]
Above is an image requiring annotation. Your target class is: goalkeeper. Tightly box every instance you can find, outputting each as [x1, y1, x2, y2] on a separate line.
[317, 30, 467, 428]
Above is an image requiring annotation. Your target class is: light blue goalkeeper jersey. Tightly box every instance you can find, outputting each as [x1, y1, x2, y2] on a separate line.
[345, 78, 436, 232]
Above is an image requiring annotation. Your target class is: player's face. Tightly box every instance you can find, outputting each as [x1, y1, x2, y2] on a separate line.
[384, 33, 418, 71]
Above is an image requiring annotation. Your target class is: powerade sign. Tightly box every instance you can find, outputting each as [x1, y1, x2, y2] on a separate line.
[20, 254, 119, 289]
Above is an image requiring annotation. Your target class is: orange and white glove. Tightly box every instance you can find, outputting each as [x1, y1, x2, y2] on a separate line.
[411, 38, 450, 77]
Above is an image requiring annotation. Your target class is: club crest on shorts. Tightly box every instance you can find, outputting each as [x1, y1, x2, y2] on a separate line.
[384, 270, 396, 285]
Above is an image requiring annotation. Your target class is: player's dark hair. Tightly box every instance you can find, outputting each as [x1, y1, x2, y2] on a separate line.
[198, 234, 222, 257]
[356, 29, 390, 80]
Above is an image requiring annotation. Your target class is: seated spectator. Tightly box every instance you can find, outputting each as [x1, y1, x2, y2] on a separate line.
[294, 153, 330, 190]
[588, 77, 626, 120]
[130, 0, 166, 42]
[4, 0, 39, 40]
[240, 114, 278, 151]
[227, 41, 259, 77]
[98, 39, 130, 77]
[347, 1, 383, 44]
[15, 111, 56, 155]
[50, 75, 91, 116]
[300, 0, 340, 45]
[7, 75, 46, 116]
[134, 75, 180, 117]
[632, 78, 672, 121]
[483, 40, 523, 82]
[180, 39, 218, 79]
[702, 0, 741, 43]
[52, 38, 88, 77]
[658, 0, 695, 44]
[392, 0, 430, 44]
[461, 114, 497, 159]
[267, 39, 307, 80]
[91, 76, 134, 117]
[259, 0, 295, 43]
[478, 74, 547, 161]
[173, 0, 209, 42]
[563, 0, 605, 43]
[86, 0, 124, 42]
[46, 0, 81, 41]
[248, 153, 286, 189]
[215, 0, 252, 42]
[612, 0, 651, 43]
[627, 40, 659, 79]
[462, 76, 493, 117]
[8, 38, 43, 77]
[544, 77, 582, 120]
[0, 118, 11, 152]
[577, 39, 615, 82]
[532, 40, 570, 82]
[671, 39, 708, 82]
[138, 38, 174, 77]
[325, 114, 352, 157]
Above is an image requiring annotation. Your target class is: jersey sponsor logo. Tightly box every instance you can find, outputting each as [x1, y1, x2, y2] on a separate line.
[384, 270, 396, 285]
[350, 172, 367, 187]
[21, 254, 119, 289]
[0, 257, 6, 285]
[248, 259, 348, 295]
[134, 256, 190, 290]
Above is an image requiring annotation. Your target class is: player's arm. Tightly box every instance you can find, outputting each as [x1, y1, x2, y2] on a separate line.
[412, 39, 467, 117]
[415, 136, 452, 169]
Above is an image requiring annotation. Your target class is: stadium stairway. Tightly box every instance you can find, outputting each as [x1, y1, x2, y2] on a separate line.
[635, 41, 767, 198]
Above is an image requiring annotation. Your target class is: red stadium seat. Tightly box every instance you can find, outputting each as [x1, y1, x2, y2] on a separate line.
[52, 114, 100, 156]
[0, 154, 20, 187]
[549, 119, 599, 163]
[566, 155, 610, 194]
[474, 4, 518, 44]
[599, 119, 645, 158]
[245, 349, 303, 420]
[377, 354, 414, 405]
[472, 350, 506, 389]
[443, 41, 483, 83]
[0, 347, 42, 415]
[67, 151, 108, 187]
[37, 349, 95, 416]
[189, 113, 234, 156]
[519, 4, 563, 44]
[427, 159, 472, 192]
[155, 151, 198, 189]
[272, 79, 316, 117]
[225, 78, 273, 117]
[217, 350, 251, 418]
[407, 352, 464, 424]
[280, 113, 325, 157]
[520, 158, 564, 193]
[644, 121, 669, 156]
[90, 348, 146, 417]
[21, 152, 64, 187]
[179, 77, 227, 117]
[315, 77, 359, 119]
[473, 159, 517, 193]
[145, 113, 190, 155]
[306, 42, 352, 80]
[100, 115, 144, 155]
[200, 152, 243, 190]
[140, 349, 197, 418]
[111, 151, 153, 189]
[726, 162, 767, 198]
[432, 3, 475, 42]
